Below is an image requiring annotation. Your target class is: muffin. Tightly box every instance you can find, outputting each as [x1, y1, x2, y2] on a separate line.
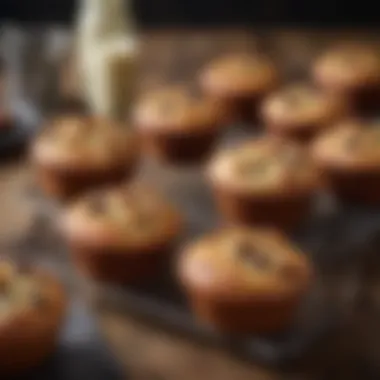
[207, 137, 320, 229]
[133, 85, 225, 165]
[313, 44, 380, 115]
[0, 260, 66, 375]
[61, 183, 183, 284]
[199, 53, 279, 124]
[261, 83, 347, 142]
[31, 115, 139, 200]
[312, 120, 380, 204]
[178, 227, 312, 334]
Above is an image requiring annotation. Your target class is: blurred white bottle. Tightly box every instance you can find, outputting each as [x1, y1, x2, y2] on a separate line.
[76, 0, 138, 120]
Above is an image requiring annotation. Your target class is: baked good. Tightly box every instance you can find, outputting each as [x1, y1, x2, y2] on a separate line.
[177, 227, 312, 334]
[313, 44, 380, 115]
[133, 85, 225, 165]
[31, 115, 139, 200]
[199, 53, 279, 124]
[261, 83, 347, 142]
[0, 260, 66, 375]
[207, 137, 320, 229]
[61, 183, 183, 284]
[312, 120, 380, 204]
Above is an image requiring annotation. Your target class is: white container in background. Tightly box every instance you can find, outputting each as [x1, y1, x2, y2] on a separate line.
[76, 0, 139, 120]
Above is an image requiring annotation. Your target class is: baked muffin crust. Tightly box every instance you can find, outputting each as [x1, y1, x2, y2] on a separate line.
[0, 260, 66, 374]
[312, 120, 380, 170]
[31, 115, 139, 199]
[62, 183, 183, 283]
[314, 44, 380, 91]
[133, 85, 224, 165]
[179, 228, 311, 300]
[178, 227, 312, 333]
[33, 115, 139, 172]
[208, 137, 319, 196]
[261, 83, 347, 140]
[133, 85, 223, 133]
[200, 53, 278, 98]
[312, 120, 380, 204]
[63, 183, 183, 250]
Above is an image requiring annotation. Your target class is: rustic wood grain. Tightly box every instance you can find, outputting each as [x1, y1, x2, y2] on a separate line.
[4, 29, 380, 380]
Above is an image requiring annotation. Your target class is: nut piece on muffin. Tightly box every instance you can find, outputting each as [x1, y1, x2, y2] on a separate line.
[133, 84, 225, 165]
[312, 120, 380, 204]
[207, 136, 320, 229]
[61, 183, 183, 284]
[31, 115, 140, 200]
[312, 43, 380, 115]
[0, 260, 66, 375]
[177, 227, 312, 334]
[261, 83, 347, 142]
[199, 53, 279, 124]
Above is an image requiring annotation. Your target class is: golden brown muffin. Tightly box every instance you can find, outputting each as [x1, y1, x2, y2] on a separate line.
[31, 115, 140, 200]
[133, 85, 225, 165]
[312, 120, 380, 204]
[0, 260, 67, 375]
[61, 183, 183, 284]
[261, 83, 348, 142]
[178, 227, 312, 334]
[199, 53, 279, 124]
[313, 44, 380, 115]
[207, 137, 320, 229]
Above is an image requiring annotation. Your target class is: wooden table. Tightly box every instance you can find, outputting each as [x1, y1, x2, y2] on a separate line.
[3, 29, 380, 380]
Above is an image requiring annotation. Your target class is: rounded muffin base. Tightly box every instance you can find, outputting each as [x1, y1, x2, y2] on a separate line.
[0, 275, 66, 375]
[208, 94, 264, 126]
[141, 127, 221, 166]
[186, 291, 306, 334]
[322, 168, 380, 205]
[266, 122, 325, 144]
[226, 96, 260, 125]
[35, 161, 137, 201]
[70, 242, 176, 285]
[348, 84, 380, 116]
[0, 331, 60, 375]
[211, 185, 313, 230]
[316, 81, 380, 117]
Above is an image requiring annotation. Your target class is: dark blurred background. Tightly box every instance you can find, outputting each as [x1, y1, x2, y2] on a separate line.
[0, 0, 380, 27]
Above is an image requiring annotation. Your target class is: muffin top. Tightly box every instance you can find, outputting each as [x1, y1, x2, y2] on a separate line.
[0, 260, 66, 325]
[32, 115, 139, 171]
[313, 44, 380, 90]
[62, 183, 183, 249]
[261, 83, 346, 130]
[133, 85, 224, 132]
[207, 137, 320, 196]
[312, 120, 380, 170]
[178, 227, 312, 300]
[199, 53, 279, 97]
